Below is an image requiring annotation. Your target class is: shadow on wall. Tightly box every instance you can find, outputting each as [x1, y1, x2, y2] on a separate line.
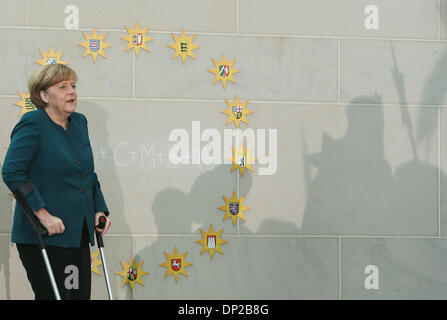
[417, 19, 447, 233]
[132, 46, 447, 298]
[136, 165, 337, 299]
[418, 37, 447, 155]
[79, 100, 130, 235]
[78, 100, 133, 299]
[301, 93, 444, 235]
[135, 164, 257, 299]
[301, 43, 447, 235]
[146, 164, 253, 236]
[134, 160, 333, 299]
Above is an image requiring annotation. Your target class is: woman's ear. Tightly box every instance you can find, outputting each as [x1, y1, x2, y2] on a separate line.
[40, 90, 48, 103]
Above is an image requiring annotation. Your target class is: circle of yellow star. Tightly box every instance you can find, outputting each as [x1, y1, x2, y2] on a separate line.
[115, 256, 149, 291]
[168, 29, 200, 64]
[121, 21, 153, 56]
[78, 28, 112, 63]
[221, 95, 253, 128]
[90, 250, 102, 275]
[218, 191, 250, 226]
[195, 225, 228, 260]
[160, 247, 192, 283]
[35, 46, 67, 66]
[14, 91, 37, 116]
[229, 144, 256, 176]
[208, 53, 240, 88]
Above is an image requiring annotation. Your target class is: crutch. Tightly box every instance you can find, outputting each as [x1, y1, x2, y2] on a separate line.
[96, 215, 113, 300]
[13, 182, 61, 300]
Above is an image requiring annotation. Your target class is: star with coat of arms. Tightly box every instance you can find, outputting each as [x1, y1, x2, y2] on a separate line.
[90, 250, 102, 275]
[195, 224, 228, 260]
[168, 29, 200, 64]
[230, 144, 256, 176]
[14, 91, 37, 116]
[221, 95, 253, 128]
[115, 256, 149, 291]
[218, 191, 249, 226]
[121, 21, 153, 56]
[160, 247, 192, 283]
[78, 28, 111, 63]
[208, 53, 240, 88]
[35, 46, 67, 66]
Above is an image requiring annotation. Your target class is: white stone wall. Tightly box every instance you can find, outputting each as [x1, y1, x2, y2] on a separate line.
[0, 0, 446, 299]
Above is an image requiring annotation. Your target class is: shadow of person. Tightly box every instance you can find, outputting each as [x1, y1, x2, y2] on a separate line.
[141, 162, 327, 299]
[135, 163, 252, 299]
[412, 22, 447, 233]
[301, 92, 440, 236]
[189, 164, 252, 234]
[152, 187, 190, 234]
[77, 101, 130, 299]
[78, 100, 129, 235]
[148, 163, 253, 237]
[417, 42, 447, 156]
[301, 95, 397, 234]
[390, 43, 446, 235]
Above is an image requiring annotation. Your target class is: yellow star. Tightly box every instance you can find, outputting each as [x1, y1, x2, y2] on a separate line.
[160, 247, 192, 283]
[115, 256, 149, 291]
[168, 29, 200, 64]
[14, 91, 37, 116]
[35, 46, 67, 66]
[121, 21, 153, 56]
[90, 250, 102, 275]
[221, 95, 253, 128]
[208, 53, 240, 88]
[78, 28, 111, 63]
[229, 144, 256, 176]
[218, 191, 250, 226]
[195, 225, 228, 260]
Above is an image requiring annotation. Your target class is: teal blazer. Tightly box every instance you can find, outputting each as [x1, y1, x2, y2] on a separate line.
[2, 108, 109, 248]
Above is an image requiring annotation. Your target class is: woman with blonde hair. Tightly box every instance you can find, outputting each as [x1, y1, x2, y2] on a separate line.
[2, 63, 111, 300]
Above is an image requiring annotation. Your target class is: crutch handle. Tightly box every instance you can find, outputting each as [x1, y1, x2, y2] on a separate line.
[95, 215, 107, 248]
[97, 215, 107, 229]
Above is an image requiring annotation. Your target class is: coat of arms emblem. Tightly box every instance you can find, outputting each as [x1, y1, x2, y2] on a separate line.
[89, 39, 100, 52]
[171, 259, 181, 272]
[207, 235, 216, 249]
[127, 267, 138, 281]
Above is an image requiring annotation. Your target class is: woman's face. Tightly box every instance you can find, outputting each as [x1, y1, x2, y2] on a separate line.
[41, 79, 77, 115]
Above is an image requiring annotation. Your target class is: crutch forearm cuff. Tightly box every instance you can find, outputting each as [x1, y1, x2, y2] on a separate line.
[14, 181, 34, 198]
[13, 181, 46, 212]
[13, 182, 48, 239]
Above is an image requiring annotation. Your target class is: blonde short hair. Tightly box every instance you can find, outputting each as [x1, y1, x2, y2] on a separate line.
[28, 64, 78, 108]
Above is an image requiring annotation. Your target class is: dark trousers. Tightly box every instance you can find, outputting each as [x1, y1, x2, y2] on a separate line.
[16, 221, 91, 300]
